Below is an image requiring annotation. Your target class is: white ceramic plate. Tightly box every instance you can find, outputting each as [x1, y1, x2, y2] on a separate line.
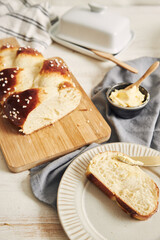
[57, 142, 160, 240]
[49, 22, 134, 61]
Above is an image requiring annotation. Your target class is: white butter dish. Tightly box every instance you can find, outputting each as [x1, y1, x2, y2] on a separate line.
[52, 4, 133, 55]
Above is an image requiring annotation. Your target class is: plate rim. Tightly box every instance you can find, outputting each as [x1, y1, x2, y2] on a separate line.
[57, 142, 160, 240]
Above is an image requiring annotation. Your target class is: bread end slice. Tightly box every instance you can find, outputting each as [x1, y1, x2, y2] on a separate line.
[86, 151, 159, 220]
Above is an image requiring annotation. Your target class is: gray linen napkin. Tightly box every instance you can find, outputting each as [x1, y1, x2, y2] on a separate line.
[30, 56, 160, 208]
[92, 56, 160, 149]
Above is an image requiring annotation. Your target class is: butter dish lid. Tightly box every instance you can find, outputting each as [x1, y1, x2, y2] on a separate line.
[53, 3, 133, 54]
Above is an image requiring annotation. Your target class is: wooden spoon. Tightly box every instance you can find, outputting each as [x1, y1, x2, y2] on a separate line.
[125, 61, 159, 90]
[92, 49, 138, 74]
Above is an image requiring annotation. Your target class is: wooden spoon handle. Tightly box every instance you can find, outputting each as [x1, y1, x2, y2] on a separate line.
[125, 61, 159, 90]
[92, 49, 138, 74]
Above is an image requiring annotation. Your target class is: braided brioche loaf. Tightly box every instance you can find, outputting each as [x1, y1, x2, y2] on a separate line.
[0, 44, 81, 134]
[86, 151, 159, 220]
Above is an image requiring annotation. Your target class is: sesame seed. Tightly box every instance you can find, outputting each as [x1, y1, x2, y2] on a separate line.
[19, 129, 23, 132]
[3, 90, 7, 93]
[7, 88, 11, 91]
[18, 117, 21, 120]
[16, 95, 19, 98]
[13, 108, 16, 111]
[3, 105, 6, 108]
[13, 70, 17, 73]
[29, 96, 32, 100]
[27, 100, 30, 104]
[22, 105, 27, 108]
[17, 99, 20, 102]
[5, 81, 8, 84]
[4, 77, 7, 80]
[2, 83, 5, 87]
[2, 115, 8, 118]
[0, 72, 4, 75]
[50, 64, 54, 67]
[11, 74, 14, 78]
[17, 111, 19, 113]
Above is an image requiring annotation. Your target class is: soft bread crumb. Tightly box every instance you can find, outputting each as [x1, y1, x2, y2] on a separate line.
[86, 151, 159, 220]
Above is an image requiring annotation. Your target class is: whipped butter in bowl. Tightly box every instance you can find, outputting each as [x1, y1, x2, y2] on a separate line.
[109, 85, 145, 107]
[106, 83, 150, 118]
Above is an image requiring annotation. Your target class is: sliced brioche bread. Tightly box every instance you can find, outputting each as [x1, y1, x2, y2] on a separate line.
[0, 45, 81, 134]
[3, 82, 81, 134]
[86, 151, 159, 220]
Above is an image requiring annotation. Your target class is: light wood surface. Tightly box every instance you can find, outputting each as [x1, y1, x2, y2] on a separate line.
[0, 38, 111, 173]
[1, 4, 160, 240]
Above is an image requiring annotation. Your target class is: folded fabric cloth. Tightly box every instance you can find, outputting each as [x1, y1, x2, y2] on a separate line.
[30, 56, 160, 209]
[0, 0, 56, 51]
[92, 56, 160, 150]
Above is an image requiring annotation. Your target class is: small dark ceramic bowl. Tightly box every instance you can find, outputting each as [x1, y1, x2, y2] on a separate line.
[106, 83, 150, 119]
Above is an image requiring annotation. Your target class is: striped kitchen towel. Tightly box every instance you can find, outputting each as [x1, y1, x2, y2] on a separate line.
[0, 0, 57, 51]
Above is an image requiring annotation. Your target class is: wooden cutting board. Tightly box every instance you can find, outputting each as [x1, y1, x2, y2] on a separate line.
[0, 37, 111, 172]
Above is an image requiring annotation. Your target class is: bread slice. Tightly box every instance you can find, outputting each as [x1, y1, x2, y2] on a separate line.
[86, 151, 159, 220]
[3, 82, 81, 134]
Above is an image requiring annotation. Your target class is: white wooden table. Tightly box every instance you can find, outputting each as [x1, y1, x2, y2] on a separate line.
[0, 4, 160, 240]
